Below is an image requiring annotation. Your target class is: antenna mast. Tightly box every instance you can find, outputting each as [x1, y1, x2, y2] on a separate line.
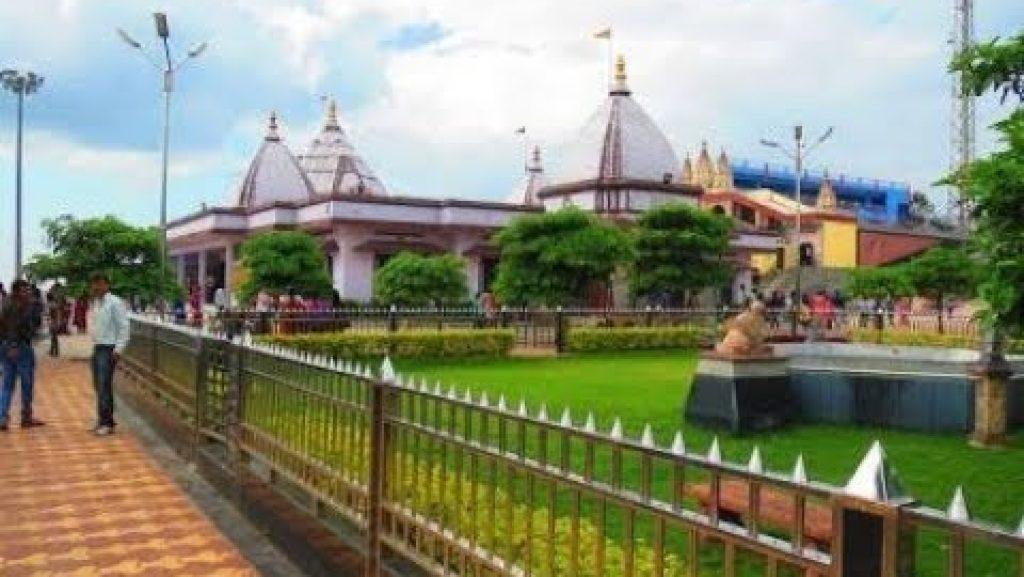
[948, 0, 975, 226]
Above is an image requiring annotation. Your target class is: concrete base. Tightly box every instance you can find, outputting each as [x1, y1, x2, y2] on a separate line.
[685, 353, 795, 434]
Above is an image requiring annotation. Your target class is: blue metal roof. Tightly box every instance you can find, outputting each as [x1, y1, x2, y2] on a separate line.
[731, 159, 911, 222]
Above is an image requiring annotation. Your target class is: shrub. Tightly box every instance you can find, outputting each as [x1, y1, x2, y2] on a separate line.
[263, 329, 515, 359]
[567, 326, 710, 352]
[849, 327, 1024, 353]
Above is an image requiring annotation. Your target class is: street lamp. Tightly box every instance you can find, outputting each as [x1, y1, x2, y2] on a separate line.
[1, 69, 44, 281]
[760, 124, 834, 333]
[117, 13, 207, 314]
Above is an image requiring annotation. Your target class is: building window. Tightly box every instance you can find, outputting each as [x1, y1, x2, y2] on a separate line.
[799, 242, 815, 266]
[711, 205, 726, 215]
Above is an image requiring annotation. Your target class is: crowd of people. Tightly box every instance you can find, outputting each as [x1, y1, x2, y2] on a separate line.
[0, 274, 130, 435]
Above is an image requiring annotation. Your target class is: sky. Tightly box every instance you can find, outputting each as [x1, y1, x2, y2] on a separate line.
[0, 0, 1022, 283]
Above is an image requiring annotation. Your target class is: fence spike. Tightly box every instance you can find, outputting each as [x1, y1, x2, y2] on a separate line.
[748, 446, 764, 474]
[845, 440, 907, 502]
[419, 377, 430, 393]
[517, 399, 529, 418]
[363, 365, 374, 379]
[497, 394, 508, 411]
[707, 437, 722, 463]
[352, 361, 362, 375]
[947, 486, 971, 522]
[463, 388, 474, 404]
[479, 392, 490, 408]
[792, 454, 808, 484]
[670, 431, 686, 456]
[447, 386, 458, 400]
[394, 374, 405, 388]
[559, 408, 573, 428]
[433, 382, 443, 396]
[537, 403, 549, 422]
[1017, 515, 1024, 537]
[640, 423, 655, 448]
[610, 417, 623, 440]
[584, 412, 596, 433]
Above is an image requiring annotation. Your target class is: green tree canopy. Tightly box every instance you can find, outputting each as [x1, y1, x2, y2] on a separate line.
[373, 251, 469, 307]
[947, 30, 1024, 333]
[237, 231, 333, 303]
[24, 215, 179, 302]
[903, 247, 978, 308]
[845, 266, 912, 301]
[630, 202, 732, 305]
[492, 207, 634, 307]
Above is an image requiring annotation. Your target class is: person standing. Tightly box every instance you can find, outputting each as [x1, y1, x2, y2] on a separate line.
[46, 291, 61, 357]
[0, 280, 45, 430]
[90, 273, 130, 436]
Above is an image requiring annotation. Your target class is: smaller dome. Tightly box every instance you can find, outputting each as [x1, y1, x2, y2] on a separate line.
[817, 170, 838, 210]
[298, 99, 386, 197]
[235, 112, 315, 208]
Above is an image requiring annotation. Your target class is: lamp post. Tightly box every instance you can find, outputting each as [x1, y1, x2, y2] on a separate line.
[1, 70, 44, 281]
[117, 14, 207, 314]
[760, 125, 833, 334]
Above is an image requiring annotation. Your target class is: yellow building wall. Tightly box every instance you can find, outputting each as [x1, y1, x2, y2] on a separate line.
[750, 252, 778, 275]
[820, 221, 858, 268]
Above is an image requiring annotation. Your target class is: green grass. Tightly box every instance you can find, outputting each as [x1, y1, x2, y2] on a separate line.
[397, 350, 1024, 533]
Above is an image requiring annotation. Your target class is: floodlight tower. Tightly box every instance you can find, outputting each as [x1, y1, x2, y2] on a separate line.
[948, 0, 975, 227]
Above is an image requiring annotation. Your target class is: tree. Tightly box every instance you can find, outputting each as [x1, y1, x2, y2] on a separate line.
[237, 231, 332, 303]
[845, 266, 912, 301]
[24, 215, 179, 302]
[947, 31, 1024, 336]
[373, 251, 468, 307]
[903, 247, 978, 333]
[492, 207, 634, 307]
[630, 203, 732, 305]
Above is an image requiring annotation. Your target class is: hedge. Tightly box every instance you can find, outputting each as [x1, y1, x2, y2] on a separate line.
[263, 328, 516, 359]
[849, 327, 1024, 353]
[567, 325, 710, 352]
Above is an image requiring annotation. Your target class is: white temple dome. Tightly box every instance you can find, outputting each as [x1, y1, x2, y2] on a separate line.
[551, 55, 679, 185]
[235, 112, 315, 208]
[298, 99, 386, 197]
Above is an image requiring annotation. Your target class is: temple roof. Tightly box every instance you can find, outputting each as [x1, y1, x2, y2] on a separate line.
[235, 112, 315, 209]
[510, 145, 546, 205]
[550, 55, 679, 185]
[298, 99, 386, 197]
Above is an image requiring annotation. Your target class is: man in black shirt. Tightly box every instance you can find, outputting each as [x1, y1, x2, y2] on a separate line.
[0, 280, 44, 430]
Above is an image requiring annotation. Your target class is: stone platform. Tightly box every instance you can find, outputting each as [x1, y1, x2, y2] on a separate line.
[684, 352, 796, 434]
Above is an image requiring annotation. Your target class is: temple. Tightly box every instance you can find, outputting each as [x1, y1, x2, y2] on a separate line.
[168, 56, 957, 305]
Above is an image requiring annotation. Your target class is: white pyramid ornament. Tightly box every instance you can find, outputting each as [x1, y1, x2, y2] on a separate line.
[479, 392, 490, 408]
[497, 395, 508, 412]
[792, 455, 808, 484]
[583, 412, 596, 433]
[379, 357, 395, 383]
[433, 382, 443, 396]
[559, 408, 573, 428]
[537, 403, 549, 422]
[640, 424, 655, 448]
[463, 389, 474, 404]
[363, 366, 373, 379]
[609, 417, 623, 440]
[1017, 516, 1024, 537]
[947, 486, 970, 522]
[447, 386, 458, 400]
[670, 431, 686, 456]
[419, 377, 429, 393]
[845, 440, 908, 502]
[748, 446, 764, 474]
[517, 400, 529, 418]
[707, 437, 722, 464]
[394, 374, 405, 388]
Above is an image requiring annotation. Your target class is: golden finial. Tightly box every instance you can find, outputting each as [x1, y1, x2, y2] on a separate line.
[531, 145, 542, 166]
[615, 54, 627, 83]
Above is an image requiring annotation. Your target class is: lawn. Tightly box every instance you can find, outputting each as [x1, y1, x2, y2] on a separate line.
[397, 350, 1024, 531]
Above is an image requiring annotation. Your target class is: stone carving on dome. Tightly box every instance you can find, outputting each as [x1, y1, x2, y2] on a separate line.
[678, 141, 735, 191]
[298, 99, 386, 197]
[817, 170, 838, 211]
[235, 112, 315, 209]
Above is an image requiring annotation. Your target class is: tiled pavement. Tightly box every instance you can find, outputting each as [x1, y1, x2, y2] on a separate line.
[0, 344, 260, 577]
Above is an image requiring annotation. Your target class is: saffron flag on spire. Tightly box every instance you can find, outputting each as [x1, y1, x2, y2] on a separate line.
[593, 27, 612, 40]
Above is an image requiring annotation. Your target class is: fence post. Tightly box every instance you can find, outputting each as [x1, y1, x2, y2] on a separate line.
[149, 323, 159, 381]
[555, 306, 566, 353]
[367, 359, 396, 577]
[875, 307, 885, 345]
[226, 335, 247, 500]
[192, 333, 208, 461]
[832, 442, 917, 577]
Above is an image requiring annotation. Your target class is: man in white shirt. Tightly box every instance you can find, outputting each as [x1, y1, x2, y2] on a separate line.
[90, 273, 130, 436]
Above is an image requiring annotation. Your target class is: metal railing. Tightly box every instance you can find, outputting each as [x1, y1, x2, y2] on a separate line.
[119, 316, 1024, 577]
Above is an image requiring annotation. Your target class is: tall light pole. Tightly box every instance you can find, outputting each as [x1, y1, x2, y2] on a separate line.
[117, 14, 207, 313]
[1, 70, 44, 281]
[760, 125, 833, 333]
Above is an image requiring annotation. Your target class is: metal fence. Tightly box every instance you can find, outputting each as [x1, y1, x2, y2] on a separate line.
[203, 307, 985, 350]
[119, 316, 1024, 577]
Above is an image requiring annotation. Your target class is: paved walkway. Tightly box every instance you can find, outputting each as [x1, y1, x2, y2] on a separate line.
[0, 342, 260, 577]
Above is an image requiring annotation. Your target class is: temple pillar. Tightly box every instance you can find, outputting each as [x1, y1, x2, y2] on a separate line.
[223, 244, 234, 303]
[198, 250, 208, 304]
